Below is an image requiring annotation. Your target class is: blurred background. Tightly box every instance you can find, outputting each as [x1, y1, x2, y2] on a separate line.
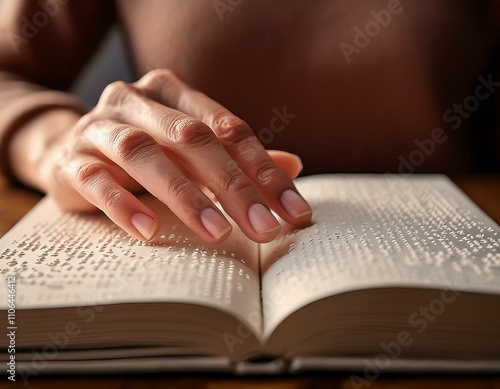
[0, 0, 497, 173]
[70, 26, 133, 107]
[0, 0, 133, 106]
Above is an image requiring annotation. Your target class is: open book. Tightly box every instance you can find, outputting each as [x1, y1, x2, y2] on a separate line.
[1, 174, 499, 377]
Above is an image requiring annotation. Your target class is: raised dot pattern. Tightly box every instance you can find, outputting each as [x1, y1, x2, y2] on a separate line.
[261, 175, 500, 334]
[0, 196, 261, 333]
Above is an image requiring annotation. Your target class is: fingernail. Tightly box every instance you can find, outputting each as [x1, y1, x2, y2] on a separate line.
[280, 189, 312, 218]
[131, 213, 157, 241]
[248, 203, 280, 234]
[201, 207, 232, 239]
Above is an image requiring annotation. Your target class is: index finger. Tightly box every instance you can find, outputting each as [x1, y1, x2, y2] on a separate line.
[135, 70, 312, 225]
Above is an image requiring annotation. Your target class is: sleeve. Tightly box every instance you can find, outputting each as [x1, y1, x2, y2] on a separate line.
[0, 0, 116, 181]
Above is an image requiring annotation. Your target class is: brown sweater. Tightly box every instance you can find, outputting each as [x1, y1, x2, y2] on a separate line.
[1, 0, 499, 180]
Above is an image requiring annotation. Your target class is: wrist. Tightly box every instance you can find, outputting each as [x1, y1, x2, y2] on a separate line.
[8, 109, 81, 192]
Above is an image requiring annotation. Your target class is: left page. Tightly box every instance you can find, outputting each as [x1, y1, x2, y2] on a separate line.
[0, 194, 261, 337]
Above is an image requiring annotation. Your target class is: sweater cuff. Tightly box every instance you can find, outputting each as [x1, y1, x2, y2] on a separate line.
[0, 91, 88, 184]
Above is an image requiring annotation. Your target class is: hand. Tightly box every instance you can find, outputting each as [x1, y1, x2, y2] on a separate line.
[43, 70, 312, 243]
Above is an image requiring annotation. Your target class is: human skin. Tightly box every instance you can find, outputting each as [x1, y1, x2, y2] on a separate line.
[8, 69, 312, 244]
[2, 1, 316, 244]
[1, 0, 499, 242]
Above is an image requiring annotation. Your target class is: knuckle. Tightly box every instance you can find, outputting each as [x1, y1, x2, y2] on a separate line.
[147, 68, 179, 85]
[140, 68, 180, 92]
[75, 162, 106, 188]
[137, 69, 182, 104]
[73, 162, 126, 211]
[216, 117, 253, 144]
[110, 126, 155, 162]
[99, 81, 135, 106]
[167, 176, 197, 200]
[170, 118, 213, 147]
[220, 171, 253, 195]
[103, 189, 126, 210]
[254, 160, 284, 186]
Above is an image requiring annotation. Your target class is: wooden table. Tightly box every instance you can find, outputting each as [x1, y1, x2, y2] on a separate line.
[1, 175, 499, 389]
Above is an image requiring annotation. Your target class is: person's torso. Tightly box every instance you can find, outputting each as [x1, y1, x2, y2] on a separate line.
[116, 0, 500, 173]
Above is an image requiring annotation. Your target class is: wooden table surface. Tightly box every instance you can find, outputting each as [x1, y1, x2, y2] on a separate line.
[1, 175, 499, 389]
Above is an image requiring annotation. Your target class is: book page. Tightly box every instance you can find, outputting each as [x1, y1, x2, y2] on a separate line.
[0, 195, 262, 335]
[260, 175, 500, 339]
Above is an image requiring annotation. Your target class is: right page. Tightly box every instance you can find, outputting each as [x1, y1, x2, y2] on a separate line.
[259, 174, 500, 340]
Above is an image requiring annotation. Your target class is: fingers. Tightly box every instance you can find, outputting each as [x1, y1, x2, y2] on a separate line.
[71, 72, 311, 244]
[69, 159, 160, 241]
[267, 150, 303, 179]
[80, 121, 233, 243]
[134, 70, 312, 226]
[95, 82, 283, 242]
